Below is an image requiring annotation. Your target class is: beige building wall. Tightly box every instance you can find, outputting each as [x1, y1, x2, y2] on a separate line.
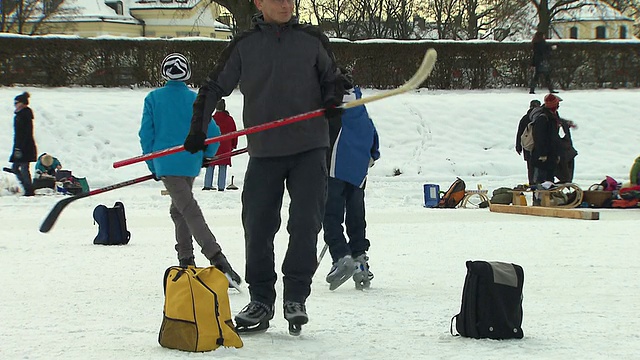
[35, 21, 142, 37]
[131, 1, 228, 39]
[555, 20, 634, 39]
[16, 1, 229, 39]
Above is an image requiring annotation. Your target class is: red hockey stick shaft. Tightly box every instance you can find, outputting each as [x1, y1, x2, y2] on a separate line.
[113, 109, 324, 168]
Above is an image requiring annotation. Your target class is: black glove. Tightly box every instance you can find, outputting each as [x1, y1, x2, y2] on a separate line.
[13, 148, 22, 160]
[202, 158, 213, 168]
[184, 131, 207, 154]
[324, 103, 343, 120]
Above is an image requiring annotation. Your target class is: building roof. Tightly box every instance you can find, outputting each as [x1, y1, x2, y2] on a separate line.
[554, 1, 633, 22]
[51, 0, 140, 23]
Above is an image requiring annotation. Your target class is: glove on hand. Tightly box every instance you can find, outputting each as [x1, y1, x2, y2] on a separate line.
[184, 131, 207, 154]
[202, 158, 213, 168]
[324, 103, 343, 120]
[14, 148, 22, 159]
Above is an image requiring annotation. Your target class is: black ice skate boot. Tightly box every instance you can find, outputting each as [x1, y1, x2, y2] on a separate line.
[283, 301, 308, 336]
[235, 301, 274, 334]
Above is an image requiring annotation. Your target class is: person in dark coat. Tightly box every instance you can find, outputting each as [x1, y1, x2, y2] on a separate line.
[515, 99, 541, 184]
[555, 118, 578, 183]
[529, 31, 558, 94]
[183, 0, 340, 335]
[203, 99, 237, 191]
[531, 94, 563, 184]
[9, 92, 37, 196]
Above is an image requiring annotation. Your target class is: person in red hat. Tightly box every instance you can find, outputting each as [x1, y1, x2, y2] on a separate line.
[529, 94, 563, 185]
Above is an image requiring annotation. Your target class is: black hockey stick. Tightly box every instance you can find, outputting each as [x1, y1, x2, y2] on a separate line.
[39, 148, 248, 233]
[39, 174, 154, 233]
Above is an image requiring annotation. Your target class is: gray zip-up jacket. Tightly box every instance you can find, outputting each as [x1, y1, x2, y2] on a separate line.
[191, 14, 339, 157]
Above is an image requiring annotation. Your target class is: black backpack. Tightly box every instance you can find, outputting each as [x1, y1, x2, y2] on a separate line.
[93, 201, 131, 245]
[451, 261, 524, 339]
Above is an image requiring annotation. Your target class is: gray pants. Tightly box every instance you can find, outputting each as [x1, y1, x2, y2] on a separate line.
[161, 176, 222, 263]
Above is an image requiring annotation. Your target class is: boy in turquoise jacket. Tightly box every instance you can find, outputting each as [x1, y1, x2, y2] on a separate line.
[139, 53, 241, 289]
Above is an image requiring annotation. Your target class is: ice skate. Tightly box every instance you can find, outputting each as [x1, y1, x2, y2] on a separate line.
[284, 301, 308, 336]
[353, 254, 374, 290]
[326, 255, 357, 291]
[235, 301, 274, 334]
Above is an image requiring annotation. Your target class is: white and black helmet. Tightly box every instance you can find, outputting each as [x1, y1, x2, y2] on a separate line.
[161, 53, 191, 81]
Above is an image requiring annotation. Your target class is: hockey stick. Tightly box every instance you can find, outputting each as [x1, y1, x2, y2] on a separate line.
[112, 49, 438, 169]
[317, 243, 329, 268]
[39, 148, 248, 233]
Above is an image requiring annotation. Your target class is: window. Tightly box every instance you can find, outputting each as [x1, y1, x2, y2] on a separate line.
[176, 31, 200, 37]
[570, 27, 578, 39]
[620, 26, 627, 39]
[595, 26, 606, 39]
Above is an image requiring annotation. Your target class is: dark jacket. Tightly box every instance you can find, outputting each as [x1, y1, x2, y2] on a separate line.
[530, 106, 560, 170]
[516, 108, 536, 161]
[191, 14, 339, 158]
[531, 40, 552, 72]
[10, 107, 37, 163]
[210, 110, 237, 166]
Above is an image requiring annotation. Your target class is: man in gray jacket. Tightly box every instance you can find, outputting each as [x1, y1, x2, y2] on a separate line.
[183, 0, 340, 336]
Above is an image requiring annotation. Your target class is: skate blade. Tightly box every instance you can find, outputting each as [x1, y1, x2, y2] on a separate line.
[327, 267, 357, 291]
[225, 274, 243, 293]
[236, 321, 269, 334]
[288, 323, 302, 336]
[355, 279, 371, 290]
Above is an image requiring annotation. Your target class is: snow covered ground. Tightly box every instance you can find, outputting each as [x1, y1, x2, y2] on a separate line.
[0, 86, 639, 359]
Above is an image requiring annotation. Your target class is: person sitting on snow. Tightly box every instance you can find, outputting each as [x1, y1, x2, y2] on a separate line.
[34, 153, 62, 178]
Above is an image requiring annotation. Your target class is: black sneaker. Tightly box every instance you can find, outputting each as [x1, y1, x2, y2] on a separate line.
[178, 256, 196, 267]
[235, 301, 274, 333]
[283, 301, 308, 336]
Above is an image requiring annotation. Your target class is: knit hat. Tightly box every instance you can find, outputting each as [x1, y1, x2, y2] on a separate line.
[161, 53, 191, 81]
[41, 154, 53, 167]
[216, 99, 226, 112]
[14, 92, 30, 105]
[544, 93, 562, 108]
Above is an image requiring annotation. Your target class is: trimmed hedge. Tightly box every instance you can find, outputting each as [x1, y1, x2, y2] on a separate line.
[1, 36, 639, 89]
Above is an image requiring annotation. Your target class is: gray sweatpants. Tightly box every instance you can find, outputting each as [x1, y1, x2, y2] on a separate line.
[161, 176, 222, 263]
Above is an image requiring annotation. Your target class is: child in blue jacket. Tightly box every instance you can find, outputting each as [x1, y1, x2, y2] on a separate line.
[138, 53, 241, 289]
[324, 69, 380, 291]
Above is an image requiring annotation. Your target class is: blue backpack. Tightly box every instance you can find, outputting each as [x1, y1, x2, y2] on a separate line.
[93, 201, 131, 245]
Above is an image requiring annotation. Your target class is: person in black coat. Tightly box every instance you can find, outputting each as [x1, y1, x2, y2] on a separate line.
[529, 31, 558, 94]
[555, 118, 578, 183]
[515, 99, 541, 184]
[531, 94, 563, 184]
[9, 92, 37, 196]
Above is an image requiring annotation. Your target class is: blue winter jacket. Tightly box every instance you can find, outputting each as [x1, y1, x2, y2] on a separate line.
[139, 81, 220, 177]
[328, 87, 380, 188]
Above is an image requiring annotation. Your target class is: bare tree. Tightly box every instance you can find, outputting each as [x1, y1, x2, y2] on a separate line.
[309, 0, 355, 38]
[428, 0, 463, 39]
[2, 0, 76, 34]
[529, 0, 585, 34]
[385, 0, 416, 39]
[461, 0, 527, 39]
[210, 0, 258, 34]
